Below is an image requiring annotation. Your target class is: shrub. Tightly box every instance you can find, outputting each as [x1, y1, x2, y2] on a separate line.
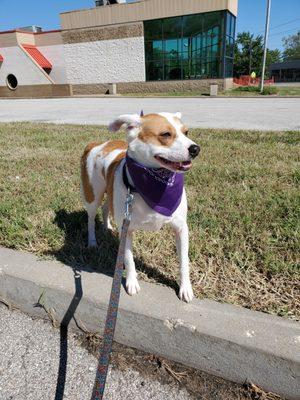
[233, 85, 278, 95]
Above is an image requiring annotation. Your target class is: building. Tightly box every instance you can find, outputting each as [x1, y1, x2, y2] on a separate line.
[269, 60, 300, 83]
[0, 0, 238, 97]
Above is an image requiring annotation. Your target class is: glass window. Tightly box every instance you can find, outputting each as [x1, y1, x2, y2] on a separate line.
[226, 12, 236, 38]
[164, 58, 182, 80]
[144, 19, 163, 41]
[231, 14, 236, 37]
[211, 44, 219, 60]
[225, 58, 233, 77]
[182, 37, 189, 53]
[163, 17, 182, 39]
[226, 36, 234, 58]
[144, 11, 227, 81]
[203, 11, 222, 34]
[145, 41, 163, 60]
[164, 39, 180, 58]
[226, 12, 231, 36]
[181, 51, 189, 60]
[182, 14, 202, 37]
[146, 60, 164, 81]
[182, 60, 191, 80]
[212, 26, 220, 45]
[206, 30, 213, 47]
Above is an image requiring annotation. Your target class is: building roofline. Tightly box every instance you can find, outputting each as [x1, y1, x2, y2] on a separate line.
[269, 60, 300, 70]
[60, 0, 139, 15]
[60, 0, 238, 31]
[0, 29, 61, 35]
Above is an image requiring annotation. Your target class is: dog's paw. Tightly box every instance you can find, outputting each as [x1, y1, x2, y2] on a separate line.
[88, 239, 97, 248]
[126, 276, 141, 296]
[179, 282, 194, 303]
[104, 221, 114, 232]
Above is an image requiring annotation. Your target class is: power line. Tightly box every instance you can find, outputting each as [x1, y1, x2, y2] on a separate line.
[255, 17, 300, 35]
[268, 27, 300, 37]
[269, 17, 300, 30]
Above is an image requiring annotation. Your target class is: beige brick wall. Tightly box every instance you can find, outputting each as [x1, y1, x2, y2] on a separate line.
[62, 23, 143, 44]
[71, 79, 227, 95]
[0, 84, 72, 98]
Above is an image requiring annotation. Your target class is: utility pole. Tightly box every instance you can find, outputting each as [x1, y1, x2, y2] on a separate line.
[260, 0, 271, 92]
[249, 39, 252, 75]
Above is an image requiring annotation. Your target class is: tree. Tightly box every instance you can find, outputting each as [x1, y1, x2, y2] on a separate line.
[266, 49, 282, 68]
[282, 31, 300, 61]
[233, 31, 281, 77]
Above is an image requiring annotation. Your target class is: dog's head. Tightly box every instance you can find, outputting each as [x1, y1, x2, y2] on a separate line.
[109, 112, 200, 172]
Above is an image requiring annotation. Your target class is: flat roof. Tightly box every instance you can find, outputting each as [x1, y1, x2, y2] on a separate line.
[0, 29, 61, 35]
[60, 0, 238, 30]
[270, 60, 300, 70]
[0, 29, 63, 47]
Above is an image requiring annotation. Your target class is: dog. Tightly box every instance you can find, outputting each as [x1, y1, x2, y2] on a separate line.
[80, 112, 200, 302]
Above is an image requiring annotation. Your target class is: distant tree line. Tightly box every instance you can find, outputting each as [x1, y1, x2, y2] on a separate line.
[233, 30, 300, 77]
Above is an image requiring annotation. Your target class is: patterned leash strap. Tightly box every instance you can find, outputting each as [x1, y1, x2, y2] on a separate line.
[91, 191, 134, 400]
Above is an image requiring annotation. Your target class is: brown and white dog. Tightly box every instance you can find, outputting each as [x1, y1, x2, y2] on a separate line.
[81, 112, 200, 302]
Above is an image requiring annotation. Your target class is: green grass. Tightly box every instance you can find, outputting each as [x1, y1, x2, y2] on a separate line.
[231, 86, 279, 96]
[123, 85, 300, 97]
[276, 86, 300, 96]
[0, 123, 299, 319]
[123, 91, 209, 97]
[226, 85, 300, 97]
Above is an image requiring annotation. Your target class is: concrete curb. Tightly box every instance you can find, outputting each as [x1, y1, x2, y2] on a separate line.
[1, 95, 300, 100]
[0, 246, 299, 400]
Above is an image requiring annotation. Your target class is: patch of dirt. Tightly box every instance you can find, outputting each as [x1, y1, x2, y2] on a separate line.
[77, 332, 285, 400]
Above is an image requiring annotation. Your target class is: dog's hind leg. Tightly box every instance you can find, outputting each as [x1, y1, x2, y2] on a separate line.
[102, 200, 113, 231]
[81, 178, 106, 248]
[85, 201, 99, 248]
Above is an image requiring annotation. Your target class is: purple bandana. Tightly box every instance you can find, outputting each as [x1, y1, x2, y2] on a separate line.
[125, 155, 184, 217]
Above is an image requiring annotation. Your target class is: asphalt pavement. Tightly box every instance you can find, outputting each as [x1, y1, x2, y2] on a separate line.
[0, 97, 299, 131]
[0, 305, 191, 400]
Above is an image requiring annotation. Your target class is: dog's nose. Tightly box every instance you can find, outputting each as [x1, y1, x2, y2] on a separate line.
[188, 144, 200, 158]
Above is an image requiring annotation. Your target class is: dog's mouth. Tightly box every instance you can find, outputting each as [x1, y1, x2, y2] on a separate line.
[154, 155, 192, 172]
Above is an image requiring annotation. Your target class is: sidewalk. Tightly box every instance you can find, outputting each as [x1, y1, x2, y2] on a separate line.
[1, 246, 299, 399]
[0, 305, 191, 400]
[0, 97, 299, 130]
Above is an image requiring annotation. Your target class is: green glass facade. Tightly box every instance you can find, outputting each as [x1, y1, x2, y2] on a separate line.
[144, 11, 236, 81]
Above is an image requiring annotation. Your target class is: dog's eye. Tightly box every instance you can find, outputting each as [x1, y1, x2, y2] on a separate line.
[161, 132, 171, 138]
[184, 130, 189, 136]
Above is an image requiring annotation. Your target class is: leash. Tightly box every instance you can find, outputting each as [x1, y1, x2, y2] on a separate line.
[91, 189, 134, 400]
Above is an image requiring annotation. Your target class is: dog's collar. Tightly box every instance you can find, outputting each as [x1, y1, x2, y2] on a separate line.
[123, 154, 184, 217]
[122, 161, 136, 193]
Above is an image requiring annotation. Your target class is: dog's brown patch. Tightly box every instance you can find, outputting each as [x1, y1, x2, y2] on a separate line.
[139, 114, 177, 147]
[80, 142, 101, 203]
[106, 151, 126, 216]
[81, 141, 101, 203]
[102, 140, 128, 156]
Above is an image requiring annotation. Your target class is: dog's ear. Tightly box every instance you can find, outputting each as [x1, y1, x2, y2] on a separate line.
[108, 114, 141, 132]
[174, 112, 182, 120]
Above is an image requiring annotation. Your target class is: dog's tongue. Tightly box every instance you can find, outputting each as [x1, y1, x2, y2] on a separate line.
[173, 160, 192, 171]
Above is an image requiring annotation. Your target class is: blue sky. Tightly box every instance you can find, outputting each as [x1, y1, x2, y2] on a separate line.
[0, 0, 299, 51]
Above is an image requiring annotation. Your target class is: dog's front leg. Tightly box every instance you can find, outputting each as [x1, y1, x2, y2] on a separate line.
[123, 230, 141, 296]
[172, 222, 194, 303]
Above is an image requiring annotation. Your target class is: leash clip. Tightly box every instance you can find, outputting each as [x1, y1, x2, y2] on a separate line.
[124, 189, 134, 221]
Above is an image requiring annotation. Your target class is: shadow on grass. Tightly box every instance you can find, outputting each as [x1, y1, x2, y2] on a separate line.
[51, 209, 178, 291]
